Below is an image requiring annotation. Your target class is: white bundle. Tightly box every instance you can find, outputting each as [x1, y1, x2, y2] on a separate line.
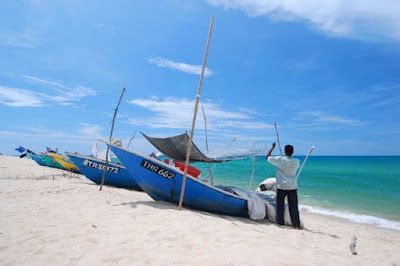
[255, 178, 277, 192]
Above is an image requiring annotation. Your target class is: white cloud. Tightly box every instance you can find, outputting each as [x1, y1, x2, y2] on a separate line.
[214, 120, 273, 129]
[43, 85, 96, 105]
[78, 123, 104, 137]
[0, 86, 44, 107]
[0, 75, 96, 107]
[0, 130, 25, 137]
[22, 75, 65, 88]
[237, 107, 258, 115]
[95, 23, 115, 34]
[0, 126, 104, 156]
[206, 0, 400, 41]
[147, 56, 215, 76]
[372, 98, 400, 107]
[0, 125, 104, 143]
[367, 84, 400, 107]
[126, 97, 272, 131]
[0, 31, 38, 47]
[298, 111, 360, 125]
[370, 84, 400, 92]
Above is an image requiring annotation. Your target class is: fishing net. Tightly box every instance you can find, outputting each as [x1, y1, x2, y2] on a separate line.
[205, 141, 267, 160]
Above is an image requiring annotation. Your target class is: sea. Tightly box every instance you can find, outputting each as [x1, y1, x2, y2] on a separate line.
[192, 156, 400, 231]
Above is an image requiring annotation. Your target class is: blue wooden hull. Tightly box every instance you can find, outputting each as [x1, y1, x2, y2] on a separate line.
[104, 142, 248, 217]
[66, 152, 142, 191]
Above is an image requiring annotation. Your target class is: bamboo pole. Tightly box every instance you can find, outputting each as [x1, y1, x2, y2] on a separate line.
[99, 87, 126, 191]
[226, 136, 237, 149]
[127, 131, 137, 149]
[201, 105, 213, 185]
[201, 105, 209, 151]
[296, 145, 315, 178]
[248, 157, 258, 191]
[178, 16, 214, 210]
[274, 123, 283, 156]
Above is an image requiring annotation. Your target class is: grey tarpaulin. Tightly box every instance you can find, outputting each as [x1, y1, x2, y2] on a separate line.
[141, 132, 224, 163]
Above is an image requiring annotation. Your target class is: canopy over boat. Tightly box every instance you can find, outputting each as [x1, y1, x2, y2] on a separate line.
[141, 132, 225, 163]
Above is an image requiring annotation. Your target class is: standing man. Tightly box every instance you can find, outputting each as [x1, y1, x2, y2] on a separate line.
[266, 142, 301, 229]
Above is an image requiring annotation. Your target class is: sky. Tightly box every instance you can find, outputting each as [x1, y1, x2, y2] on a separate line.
[0, 0, 399, 156]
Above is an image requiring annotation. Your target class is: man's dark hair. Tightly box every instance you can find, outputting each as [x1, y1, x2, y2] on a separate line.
[285, 145, 294, 156]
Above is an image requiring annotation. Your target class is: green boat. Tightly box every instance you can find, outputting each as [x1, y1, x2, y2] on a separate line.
[40, 154, 66, 170]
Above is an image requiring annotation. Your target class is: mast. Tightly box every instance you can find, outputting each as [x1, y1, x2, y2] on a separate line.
[99, 87, 125, 191]
[178, 16, 214, 210]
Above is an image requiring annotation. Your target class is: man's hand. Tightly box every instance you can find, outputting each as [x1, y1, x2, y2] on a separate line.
[266, 142, 276, 159]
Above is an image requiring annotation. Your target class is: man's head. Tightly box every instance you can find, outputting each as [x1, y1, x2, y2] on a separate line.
[285, 145, 294, 156]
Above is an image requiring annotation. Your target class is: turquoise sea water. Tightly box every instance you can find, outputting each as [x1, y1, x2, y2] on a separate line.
[192, 156, 400, 230]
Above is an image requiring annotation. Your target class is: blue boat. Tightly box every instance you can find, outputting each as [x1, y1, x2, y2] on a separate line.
[66, 152, 142, 191]
[101, 140, 249, 217]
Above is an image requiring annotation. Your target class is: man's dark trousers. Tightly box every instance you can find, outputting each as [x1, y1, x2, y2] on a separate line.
[276, 189, 300, 227]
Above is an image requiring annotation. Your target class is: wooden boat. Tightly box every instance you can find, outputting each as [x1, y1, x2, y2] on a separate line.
[15, 147, 47, 167]
[48, 152, 81, 173]
[29, 153, 48, 166]
[65, 152, 142, 191]
[39, 154, 66, 170]
[100, 139, 248, 217]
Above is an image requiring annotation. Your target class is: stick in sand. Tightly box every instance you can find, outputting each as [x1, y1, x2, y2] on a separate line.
[350, 235, 358, 255]
[99, 87, 126, 191]
[178, 16, 214, 210]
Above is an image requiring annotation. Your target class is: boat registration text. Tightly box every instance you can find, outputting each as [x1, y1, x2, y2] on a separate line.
[140, 159, 175, 179]
[83, 159, 119, 173]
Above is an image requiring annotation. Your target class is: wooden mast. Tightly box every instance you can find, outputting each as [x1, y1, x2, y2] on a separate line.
[178, 16, 214, 210]
[99, 87, 125, 191]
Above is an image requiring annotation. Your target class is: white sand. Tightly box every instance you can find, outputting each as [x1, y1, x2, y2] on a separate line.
[1, 155, 399, 265]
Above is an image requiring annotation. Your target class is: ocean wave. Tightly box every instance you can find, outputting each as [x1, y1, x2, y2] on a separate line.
[299, 204, 400, 231]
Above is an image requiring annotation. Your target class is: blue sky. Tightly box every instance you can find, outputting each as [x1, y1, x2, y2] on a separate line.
[0, 0, 399, 156]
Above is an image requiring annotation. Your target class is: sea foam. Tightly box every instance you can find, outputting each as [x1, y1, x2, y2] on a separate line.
[300, 204, 400, 231]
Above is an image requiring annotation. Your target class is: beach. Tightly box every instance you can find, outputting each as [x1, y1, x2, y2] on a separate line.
[1, 155, 399, 265]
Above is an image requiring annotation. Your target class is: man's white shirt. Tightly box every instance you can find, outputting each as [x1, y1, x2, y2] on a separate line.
[267, 156, 300, 190]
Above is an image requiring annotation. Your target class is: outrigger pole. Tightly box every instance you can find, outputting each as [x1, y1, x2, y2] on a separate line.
[296, 145, 315, 178]
[202, 105, 214, 186]
[99, 87, 126, 191]
[274, 123, 283, 156]
[248, 157, 258, 191]
[178, 16, 214, 210]
[226, 136, 237, 149]
[202, 105, 209, 152]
